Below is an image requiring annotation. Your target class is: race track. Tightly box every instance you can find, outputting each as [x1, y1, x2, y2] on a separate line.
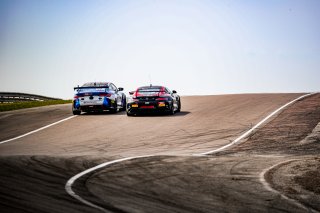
[0, 93, 319, 213]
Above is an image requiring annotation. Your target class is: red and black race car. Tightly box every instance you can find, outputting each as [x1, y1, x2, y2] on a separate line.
[126, 85, 181, 116]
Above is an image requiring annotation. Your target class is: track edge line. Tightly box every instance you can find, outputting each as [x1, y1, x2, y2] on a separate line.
[0, 115, 77, 144]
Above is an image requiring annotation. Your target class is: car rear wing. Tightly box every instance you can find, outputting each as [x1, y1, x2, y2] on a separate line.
[74, 86, 109, 90]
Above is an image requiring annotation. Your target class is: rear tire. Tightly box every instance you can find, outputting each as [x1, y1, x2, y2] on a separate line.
[176, 99, 181, 113]
[169, 103, 175, 115]
[121, 98, 127, 111]
[73, 110, 81, 115]
[127, 111, 133, 116]
[110, 103, 118, 113]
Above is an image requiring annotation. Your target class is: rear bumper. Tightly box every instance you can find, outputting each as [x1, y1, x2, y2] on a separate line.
[127, 101, 172, 114]
[79, 105, 115, 112]
[73, 97, 116, 112]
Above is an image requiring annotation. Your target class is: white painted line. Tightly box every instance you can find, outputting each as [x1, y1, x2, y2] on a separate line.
[0, 115, 77, 144]
[199, 93, 313, 155]
[65, 155, 153, 213]
[65, 93, 314, 212]
[259, 159, 318, 213]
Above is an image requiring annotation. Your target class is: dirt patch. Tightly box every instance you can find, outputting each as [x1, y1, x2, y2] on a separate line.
[294, 158, 320, 194]
[265, 157, 320, 211]
[300, 121, 320, 145]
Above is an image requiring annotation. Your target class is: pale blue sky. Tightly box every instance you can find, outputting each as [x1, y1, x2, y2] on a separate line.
[1, 0, 319, 99]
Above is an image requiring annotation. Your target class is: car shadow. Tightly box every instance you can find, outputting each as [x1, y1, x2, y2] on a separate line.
[173, 111, 190, 116]
[80, 111, 190, 117]
[129, 111, 191, 117]
[81, 111, 126, 116]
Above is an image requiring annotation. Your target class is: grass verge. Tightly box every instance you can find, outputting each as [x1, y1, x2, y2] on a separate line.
[0, 100, 72, 112]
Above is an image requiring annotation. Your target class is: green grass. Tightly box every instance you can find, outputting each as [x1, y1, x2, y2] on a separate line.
[0, 100, 72, 112]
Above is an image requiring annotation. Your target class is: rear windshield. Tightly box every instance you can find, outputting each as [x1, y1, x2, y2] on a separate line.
[82, 82, 109, 87]
[138, 87, 162, 92]
[76, 88, 109, 93]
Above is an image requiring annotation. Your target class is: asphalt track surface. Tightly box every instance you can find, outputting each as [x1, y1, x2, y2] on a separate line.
[0, 93, 319, 213]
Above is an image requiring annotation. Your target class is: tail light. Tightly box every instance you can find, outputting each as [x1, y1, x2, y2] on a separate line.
[99, 93, 111, 97]
[158, 102, 166, 107]
[74, 94, 84, 99]
[158, 91, 171, 98]
[133, 91, 140, 98]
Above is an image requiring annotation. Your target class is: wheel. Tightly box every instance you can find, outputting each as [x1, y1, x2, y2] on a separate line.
[73, 110, 81, 115]
[176, 99, 181, 113]
[127, 111, 133, 116]
[110, 102, 118, 113]
[72, 102, 81, 115]
[169, 103, 175, 115]
[121, 97, 127, 111]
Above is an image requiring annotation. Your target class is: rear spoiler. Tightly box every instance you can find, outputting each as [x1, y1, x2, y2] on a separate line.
[74, 86, 109, 90]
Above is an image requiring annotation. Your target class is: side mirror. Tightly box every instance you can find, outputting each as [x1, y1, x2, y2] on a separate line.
[129, 91, 135, 95]
[118, 87, 124, 91]
[172, 90, 177, 94]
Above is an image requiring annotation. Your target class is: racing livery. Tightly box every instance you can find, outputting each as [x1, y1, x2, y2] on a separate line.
[126, 85, 181, 116]
[72, 82, 126, 115]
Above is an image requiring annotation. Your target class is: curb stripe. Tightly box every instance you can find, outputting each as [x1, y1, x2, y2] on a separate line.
[65, 155, 153, 213]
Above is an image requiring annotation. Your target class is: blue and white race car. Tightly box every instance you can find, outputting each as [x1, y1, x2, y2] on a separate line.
[72, 82, 126, 115]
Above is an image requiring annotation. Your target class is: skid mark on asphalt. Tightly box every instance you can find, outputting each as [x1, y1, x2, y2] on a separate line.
[65, 93, 315, 212]
[199, 93, 314, 155]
